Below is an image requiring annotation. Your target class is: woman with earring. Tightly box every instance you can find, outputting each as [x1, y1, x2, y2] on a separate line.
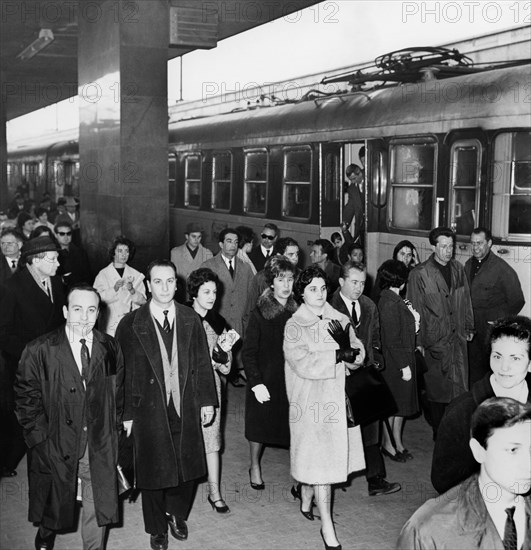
[284, 266, 366, 550]
[187, 267, 236, 513]
[242, 256, 298, 490]
[377, 259, 420, 461]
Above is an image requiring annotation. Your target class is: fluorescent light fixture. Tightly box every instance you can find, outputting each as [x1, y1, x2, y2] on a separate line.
[16, 29, 54, 61]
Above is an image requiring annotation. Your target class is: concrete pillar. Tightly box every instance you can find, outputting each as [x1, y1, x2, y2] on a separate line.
[0, 71, 8, 211]
[78, 0, 169, 271]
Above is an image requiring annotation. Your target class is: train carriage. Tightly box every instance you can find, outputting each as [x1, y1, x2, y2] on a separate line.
[7, 60, 531, 315]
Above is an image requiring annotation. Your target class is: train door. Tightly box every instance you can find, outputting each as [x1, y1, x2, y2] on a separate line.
[319, 141, 365, 240]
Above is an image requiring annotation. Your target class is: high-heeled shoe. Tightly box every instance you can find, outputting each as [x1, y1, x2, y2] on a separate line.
[381, 446, 407, 463]
[248, 469, 264, 490]
[320, 529, 341, 550]
[299, 501, 314, 521]
[290, 484, 301, 501]
[398, 448, 414, 461]
[207, 495, 230, 514]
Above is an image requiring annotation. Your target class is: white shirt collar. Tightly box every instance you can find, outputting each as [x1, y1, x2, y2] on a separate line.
[149, 300, 176, 327]
[260, 244, 272, 257]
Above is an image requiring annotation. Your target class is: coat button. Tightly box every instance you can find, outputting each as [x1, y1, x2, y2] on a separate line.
[63, 455, 70, 460]
[149, 378, 154, 384]
[83, 426, 87, 432]
[66, 419, 72, 425]
[70, 388, 76, 393]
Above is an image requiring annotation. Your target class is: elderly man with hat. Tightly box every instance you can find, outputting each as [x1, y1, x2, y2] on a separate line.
[170, 223, 213, 300]
[0, 236, 66, 478]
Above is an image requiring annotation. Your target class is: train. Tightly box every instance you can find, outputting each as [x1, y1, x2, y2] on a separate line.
[6, 48, 531, 315]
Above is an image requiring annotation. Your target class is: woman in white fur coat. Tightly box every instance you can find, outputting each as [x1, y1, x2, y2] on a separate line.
[284, 266, 366, 550]
[94, 236, 146, 336]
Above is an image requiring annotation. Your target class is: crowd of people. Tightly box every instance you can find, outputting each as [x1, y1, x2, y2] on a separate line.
[0, 187, 529, 550]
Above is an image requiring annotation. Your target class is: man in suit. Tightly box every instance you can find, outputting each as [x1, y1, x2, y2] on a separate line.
[15, 286, 124, 550]
[329, 261, 401, 496]
[0, 228, 24, 288]
[115, 260, 217, 550]
[170, 222, 213, 301]
[465, 227, 525, 386]
[247, 223, 278, 272]
[202, 228, 254, 386]
[55, 221, 93, 288]
[0, 236, 66, 479]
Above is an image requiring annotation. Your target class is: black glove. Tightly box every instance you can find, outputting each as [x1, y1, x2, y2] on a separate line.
[327, 320, 360, 363]
[212, 345, 229, 364]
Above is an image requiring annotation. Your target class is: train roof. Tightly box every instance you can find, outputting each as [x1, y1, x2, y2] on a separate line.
[168, 64, 531, 150]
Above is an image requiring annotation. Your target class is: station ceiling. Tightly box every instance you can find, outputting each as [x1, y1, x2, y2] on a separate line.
[1, 0, 320, 121]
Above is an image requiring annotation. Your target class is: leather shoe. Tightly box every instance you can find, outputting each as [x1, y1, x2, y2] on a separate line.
[381, 446, 407, 463]
[35, 530, 56, 550]
[167, 514, 188, 541]
[368, 476, 401, 496]
[150, 533, 168, 550]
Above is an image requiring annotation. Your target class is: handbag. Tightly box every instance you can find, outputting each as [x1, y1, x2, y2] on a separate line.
[345, 364, 397, 426]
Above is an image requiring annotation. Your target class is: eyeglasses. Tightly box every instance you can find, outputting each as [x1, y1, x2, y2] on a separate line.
[1, 241, 18, 246]
[57, 231, 72, 236]
[261, 234, 275, 240]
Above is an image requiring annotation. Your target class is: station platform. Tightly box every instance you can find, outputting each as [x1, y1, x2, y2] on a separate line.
[0, 383, 438, 550]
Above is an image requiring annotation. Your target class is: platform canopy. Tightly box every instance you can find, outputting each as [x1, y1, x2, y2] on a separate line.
[0, 0, 320, 121]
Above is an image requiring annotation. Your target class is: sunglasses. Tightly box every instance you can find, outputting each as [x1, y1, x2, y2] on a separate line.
[261, 234, 275, 240]
[57, 231, 72, 236]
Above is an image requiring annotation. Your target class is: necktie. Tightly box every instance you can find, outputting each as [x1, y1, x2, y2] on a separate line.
[503, 507, 517, 550]
[163, 310, 171, 333]
[228, 260, 234, 279]
[11, 260, 17, 269]
[352, 301, 359, 326]
[266, 250, 270, 258]
[80, 339, 90, 384]
[42, 280, 51, 300]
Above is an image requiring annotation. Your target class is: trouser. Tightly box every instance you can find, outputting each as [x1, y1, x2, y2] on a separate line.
[429, 401, 448, 441]
[360, 420, 386, 481]
[39, 446, 107, 550]
[141, 397, 196, 535]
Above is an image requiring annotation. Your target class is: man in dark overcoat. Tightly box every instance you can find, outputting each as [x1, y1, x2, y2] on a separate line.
[15, 285, 124, 550]
[0, 236, 65, 478]
[115, 259, 217, 550]
[329, 261, 401, 497]
[464, 227, 525, 386]
[407, 227, 475, 438]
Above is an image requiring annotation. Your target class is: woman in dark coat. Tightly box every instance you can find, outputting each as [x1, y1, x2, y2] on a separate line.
[242, 256, 298, 489]
[378, 260, 420, 461]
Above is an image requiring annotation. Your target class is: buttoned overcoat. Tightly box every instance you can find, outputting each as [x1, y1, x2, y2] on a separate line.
[115, 301, 217, 490]
[15, 328, 124, 530]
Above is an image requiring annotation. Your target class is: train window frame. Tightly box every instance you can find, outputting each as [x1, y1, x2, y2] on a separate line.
[281, 145, 312, 221]
[388, 137, 438, 232]
[211, 151, 233, 212]
[168, 153, 177, 207]
[449, 139, 482, 236]
[491, 131, 531, 241]
[243, 148, 268, 217]
[184, 153, 202, 209]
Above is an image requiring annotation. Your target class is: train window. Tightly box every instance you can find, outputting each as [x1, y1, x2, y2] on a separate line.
[212, 152, 232, 211]
[23, 162, 40, 196]
[449, 139, 481, 235]
[169, 154, 177, 206]
[184, 154, 201, 208]
[244, 150, 268, 215]
[389, 141, 436, 231]
[492, 131, 531, 239]
[282, 147, 312, 219]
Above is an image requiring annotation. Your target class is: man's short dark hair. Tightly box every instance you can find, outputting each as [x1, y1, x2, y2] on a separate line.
[54, 220, 73, 233]
[331, 232, 341, 243]
[471, 397, 531, 449]
[471, 227, 492, 241]
[263, 222, 279, 236]
[429, 227, 455, 246]
[146, 259, 177, 281]
[313, 239, 334, 261]
[346, 164, 363, 177]
[66, 285, 101, 308]
[293, 265, 329, 304]
[218, 228, 239, 244]
[489, 315, 531, 359]
[273, 237, 299, 256]
[341, 261, 366, 279]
